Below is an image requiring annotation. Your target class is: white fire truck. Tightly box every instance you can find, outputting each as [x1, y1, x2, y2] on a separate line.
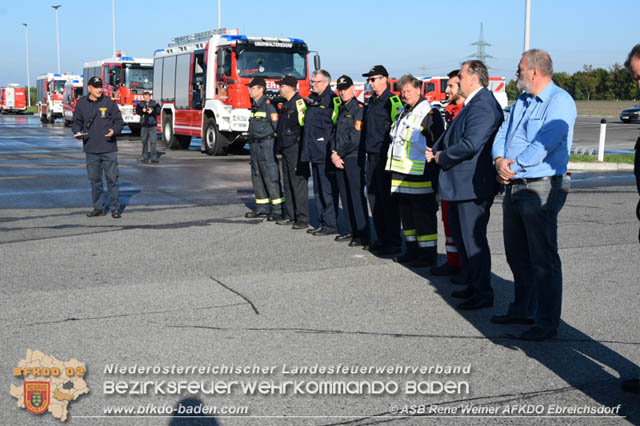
[153, 28, 318, 155]
[36, 73, 81, 123]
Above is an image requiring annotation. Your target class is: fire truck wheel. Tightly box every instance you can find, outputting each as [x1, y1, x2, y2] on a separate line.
[162, 117, 180, 149]
[204, 118, 224, 156]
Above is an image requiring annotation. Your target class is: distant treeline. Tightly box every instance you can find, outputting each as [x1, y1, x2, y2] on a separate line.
[505, 64, 640, 101]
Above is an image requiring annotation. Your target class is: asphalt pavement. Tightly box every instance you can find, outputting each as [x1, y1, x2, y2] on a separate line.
[1, 115, 639, 426]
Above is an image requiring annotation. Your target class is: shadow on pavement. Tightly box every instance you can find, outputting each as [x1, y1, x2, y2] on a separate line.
[407, 268, 640, 423]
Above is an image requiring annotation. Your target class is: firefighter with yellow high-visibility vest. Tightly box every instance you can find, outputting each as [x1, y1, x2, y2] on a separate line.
[275, 75, 310, 230]
[386, 74, 444, 267]
[361, 65, 404, 255]
[301, 69, 342, 236]
[244, 77, 285, 221]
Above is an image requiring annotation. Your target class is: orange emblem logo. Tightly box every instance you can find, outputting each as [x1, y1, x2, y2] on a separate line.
[355, 120, 362, 131]
[24, 382, 50, 415]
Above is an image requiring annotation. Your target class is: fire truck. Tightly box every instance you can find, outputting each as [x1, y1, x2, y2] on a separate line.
[0, 84, 27, 114]
[153, 28, 318, 155]
[421, 75, 508, 109]
[36, 73, 80, 123]
[62, 79, 83, 127]
[83, 53, 153, 134]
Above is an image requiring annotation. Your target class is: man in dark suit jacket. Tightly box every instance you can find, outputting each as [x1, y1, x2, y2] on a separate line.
[427, 60, 503, 310]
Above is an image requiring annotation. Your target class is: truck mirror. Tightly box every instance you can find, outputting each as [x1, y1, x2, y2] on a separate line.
[313, 55, 321, 71]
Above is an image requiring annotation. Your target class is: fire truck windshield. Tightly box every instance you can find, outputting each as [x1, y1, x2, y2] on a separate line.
[74, 87, 83, 99]
[123, 65, 153, 90]
[236, 48, 307, 79]
[53, 81, 66, 94]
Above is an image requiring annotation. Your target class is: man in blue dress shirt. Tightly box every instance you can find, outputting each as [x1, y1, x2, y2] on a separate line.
[491, 49, 576, 341]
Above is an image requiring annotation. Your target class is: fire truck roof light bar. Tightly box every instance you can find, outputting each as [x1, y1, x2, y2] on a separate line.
[168, 28, 239, 48]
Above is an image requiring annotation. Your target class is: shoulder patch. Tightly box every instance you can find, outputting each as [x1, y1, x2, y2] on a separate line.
[358, 104, 363, 108]
[428, 109, 436, 115]
[271, 112, 279, 122]
[355, 120, 362, 131]
[266, 99, 271, 104]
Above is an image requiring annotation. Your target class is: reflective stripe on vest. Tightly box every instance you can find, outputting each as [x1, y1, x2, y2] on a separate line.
[295, 98, 306, 126]
[389, 95, 403, 122]
[332, 96, 342, 125]
[390, 179, 434, 194]
[386, 100, 434, 175]
[251, 111, 267, 118]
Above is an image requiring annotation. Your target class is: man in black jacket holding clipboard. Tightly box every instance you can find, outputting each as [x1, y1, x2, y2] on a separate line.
[72, 76, 125, 218]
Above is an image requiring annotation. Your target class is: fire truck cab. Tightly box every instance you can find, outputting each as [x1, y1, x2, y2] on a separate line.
[153, 28, 317, 155]
[62, 79, 83, 127]
[37, 73, 80, 123]
[83, 54, 153, 134]
[0, 84, 27, 114]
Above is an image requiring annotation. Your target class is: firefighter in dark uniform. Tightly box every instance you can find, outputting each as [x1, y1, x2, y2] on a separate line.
[274, 75, 310, 229]
[72, 76, 125, 218]
[244, 77, 284, 221]
[386, 74, 444, 267]
[362, 65, 404, 254]
[301, 69, 341, 236]
[331, 75, 370, 247]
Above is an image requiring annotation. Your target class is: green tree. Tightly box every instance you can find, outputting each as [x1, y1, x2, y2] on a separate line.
[505, 79, 521, 100]
[553, 72, 574, 96]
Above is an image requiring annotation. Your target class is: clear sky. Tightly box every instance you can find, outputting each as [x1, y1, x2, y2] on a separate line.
[0, 0, 637, 86]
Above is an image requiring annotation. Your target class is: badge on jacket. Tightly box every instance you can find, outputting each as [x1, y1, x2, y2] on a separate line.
[355, 120, 362, 131]
[99, 108, 107, 118]
[271, 113, 278, 122]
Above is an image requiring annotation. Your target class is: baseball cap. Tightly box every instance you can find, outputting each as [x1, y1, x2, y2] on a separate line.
[362, 65, 389, 78]
[88, 77, 103, 87]
[336, 75, 354, 90]
[246, 77, 267, 88]
[276, 75, 298, 88]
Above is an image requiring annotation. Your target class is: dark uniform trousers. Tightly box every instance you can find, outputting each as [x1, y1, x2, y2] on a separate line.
[249, 137, 284, 215]
[335, 155, 369, 242]
[395, 191, 438, 260]
[449, 198, 494, 301]
[366, 152, 401, 247]
[280, 142, 309, 224]
[86, 151, 120, 211]
[311, 162, 339, 233]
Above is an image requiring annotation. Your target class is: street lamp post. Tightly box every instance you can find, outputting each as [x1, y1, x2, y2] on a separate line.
[112, 0, 116, 57]
[22, 23, 31, 108]
[51, 5, 61, 73]
[524, 0, 531, 51]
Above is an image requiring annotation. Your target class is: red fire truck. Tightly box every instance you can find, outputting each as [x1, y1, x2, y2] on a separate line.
[83, 53, 153, 134]
[36, 73, 80, 123]
[421, 75, 508, 108]
[0, 84, 27, 114]
[153, 28, 318, 155]
[62, 78, 83, 127]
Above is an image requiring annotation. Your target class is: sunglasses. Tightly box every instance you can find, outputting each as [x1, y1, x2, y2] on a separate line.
[367, 76, 384, 83]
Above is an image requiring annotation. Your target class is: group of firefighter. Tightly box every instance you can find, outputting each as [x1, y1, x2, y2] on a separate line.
[244, 64, 464, 278]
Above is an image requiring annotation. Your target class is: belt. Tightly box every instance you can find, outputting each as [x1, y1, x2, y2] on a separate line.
[509, 175, 562, 185]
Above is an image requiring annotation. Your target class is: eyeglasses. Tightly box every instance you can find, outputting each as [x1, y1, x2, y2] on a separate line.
[368, 76, 383, 83]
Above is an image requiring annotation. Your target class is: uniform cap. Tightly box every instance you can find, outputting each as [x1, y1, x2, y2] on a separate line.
[276, 75, 298, 88]
[336, 75, 354, 90]
[362, 65, 389, 78]
[143, 90, 151, 95]
[88, 77, 103, 87]
[246, 77, 267, 88]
